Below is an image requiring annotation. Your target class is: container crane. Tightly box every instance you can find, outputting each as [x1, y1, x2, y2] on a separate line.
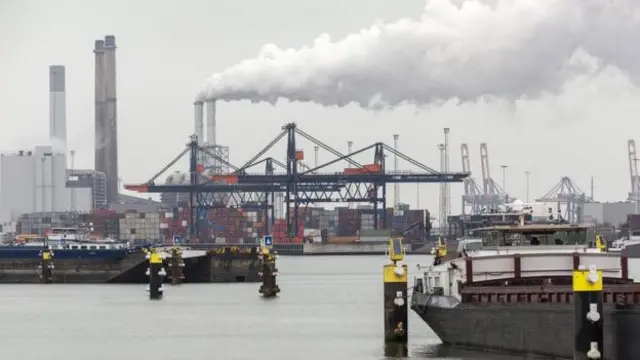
[460, 144, 484, 215]
[124, 124, 469, 239]
[536, 176, 590, 224]
[628, 139, 640, 202]
[479, 143, 509, 212]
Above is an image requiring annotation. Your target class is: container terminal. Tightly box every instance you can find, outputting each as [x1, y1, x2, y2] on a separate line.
[3, 35, 640, 284]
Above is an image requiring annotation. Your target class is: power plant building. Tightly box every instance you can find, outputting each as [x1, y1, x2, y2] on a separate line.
[0, 146, 95, 226]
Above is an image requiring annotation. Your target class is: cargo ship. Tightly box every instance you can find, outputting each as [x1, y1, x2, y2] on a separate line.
[410, 216, 640, 359]
[1, 227, 130, 260]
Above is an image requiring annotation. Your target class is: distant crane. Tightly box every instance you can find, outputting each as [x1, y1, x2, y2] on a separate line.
[479, 143, 509, 211]
[536, 176, 591, 224]
[460, 144, 484, 214]
[627, 139, 640, 203]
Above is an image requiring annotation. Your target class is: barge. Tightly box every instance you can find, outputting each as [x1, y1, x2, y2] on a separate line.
[0, 228, 264, 283]
[411, 220, 640, 359]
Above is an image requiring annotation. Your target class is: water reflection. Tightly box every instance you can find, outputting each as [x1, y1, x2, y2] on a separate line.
[384, 343, 408, 358]
[415, 343, 533, 359]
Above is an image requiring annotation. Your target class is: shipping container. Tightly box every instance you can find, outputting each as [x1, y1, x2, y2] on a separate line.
[119, 211, 161, 242]
[338, 208, 361, 236]
[362, 164, 381, 173]
[343, 168, 363, 175]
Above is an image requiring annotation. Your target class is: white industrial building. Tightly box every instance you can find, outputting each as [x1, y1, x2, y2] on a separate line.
[0, 146, 100, 228]
[0, 65, 105, 230]
[582, 201, 639, 226]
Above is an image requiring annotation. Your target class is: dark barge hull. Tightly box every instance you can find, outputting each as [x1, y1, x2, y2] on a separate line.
[0, 249, 263, 284]
[411, 292, 640, 359]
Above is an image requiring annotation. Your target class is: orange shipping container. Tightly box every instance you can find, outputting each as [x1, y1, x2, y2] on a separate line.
[210, 175, 239, 184]
[363, 164, 381, 173]
[344, 168, 362, 175]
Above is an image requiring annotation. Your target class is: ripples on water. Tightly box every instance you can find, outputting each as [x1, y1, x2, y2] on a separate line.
[6, 255, 625, 360]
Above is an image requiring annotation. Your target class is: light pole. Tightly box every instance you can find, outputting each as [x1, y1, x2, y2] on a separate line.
[525, 171, 530, 203]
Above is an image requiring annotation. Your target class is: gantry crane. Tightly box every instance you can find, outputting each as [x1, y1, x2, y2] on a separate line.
[460, 144, 484, 215]
[479, 143, 509, 211]
[536, 176, 591, 224]
[125, 123, 469, 239]
[628, 139, 640, 201]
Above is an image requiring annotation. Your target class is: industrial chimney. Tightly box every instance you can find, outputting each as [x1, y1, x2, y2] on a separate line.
[103, 35, 119, 203]
[205, 100, 216, 146]
[194, 101, 204, 145]
[94, 39, 106, 194]
[49, 65, 66, 151]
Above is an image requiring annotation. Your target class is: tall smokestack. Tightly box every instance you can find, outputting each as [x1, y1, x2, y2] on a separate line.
[205, 100, 216, 145]
[103, 35, 119, 203]
[49, 65, 66, 151]
[94, 39, 106, 192]
[194, 101, 204, 145]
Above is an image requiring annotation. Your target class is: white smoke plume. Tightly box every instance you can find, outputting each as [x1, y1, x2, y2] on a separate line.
[197, 0, 640, 109]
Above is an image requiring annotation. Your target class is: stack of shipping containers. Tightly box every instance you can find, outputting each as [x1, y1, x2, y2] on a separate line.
[205, 207, 265, 244]
[84, 209, 119, 238]
[16, 211, 84, 235]
[391, 203, 411, 230]
[329, 207, 359, 243]
[319, 209, 338, 242]
[272, 218, 303, 243]
[118, 211, 161, 245]
[359, 206, 390, 242]
[243, 210, 266, 243]
[159, 206, 189, 244]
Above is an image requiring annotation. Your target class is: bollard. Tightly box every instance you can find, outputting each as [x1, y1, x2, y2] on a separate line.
[38, 248, 54, 284]
[145, 248, 166, 300]
[258, 246, 280, 298]
[383, 238, 408, 344]
[573, 264, 603, 360]
[169, 248, 185, 285]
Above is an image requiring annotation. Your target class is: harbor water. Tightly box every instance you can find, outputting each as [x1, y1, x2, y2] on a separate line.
[4, 254, 632, 360]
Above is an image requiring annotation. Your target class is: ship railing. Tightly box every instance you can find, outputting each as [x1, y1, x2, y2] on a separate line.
[461, 282, 640, 305]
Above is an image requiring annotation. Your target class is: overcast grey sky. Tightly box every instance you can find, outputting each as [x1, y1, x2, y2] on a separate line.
[1, 0, 639, 218]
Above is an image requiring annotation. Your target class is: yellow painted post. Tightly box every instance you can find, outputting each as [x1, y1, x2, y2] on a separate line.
[145, 248, 166, 300]
[383, 238, 408, 344]
[573, 265, 603, 359]
[39, 249, 54, 283]
[258, 238, 280, 298]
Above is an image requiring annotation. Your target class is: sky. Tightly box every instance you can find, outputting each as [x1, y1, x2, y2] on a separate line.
[1, 0, 640, 220]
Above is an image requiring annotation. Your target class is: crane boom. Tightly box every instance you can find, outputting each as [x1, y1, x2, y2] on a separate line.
[480, 143, 493, 197]
[629, 139, 639, 198]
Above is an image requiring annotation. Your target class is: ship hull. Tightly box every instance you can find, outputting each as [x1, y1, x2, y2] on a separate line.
[411, 292, 640, 359]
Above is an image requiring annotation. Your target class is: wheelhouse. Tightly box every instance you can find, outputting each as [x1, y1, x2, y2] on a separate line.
[471, 223, 591, 248]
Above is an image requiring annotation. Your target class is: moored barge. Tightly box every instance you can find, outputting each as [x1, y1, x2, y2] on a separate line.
[411, 220, 640, 359]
